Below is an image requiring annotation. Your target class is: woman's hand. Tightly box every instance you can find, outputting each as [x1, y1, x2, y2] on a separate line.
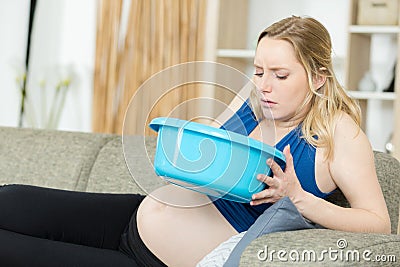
[250, 144, 306, 206]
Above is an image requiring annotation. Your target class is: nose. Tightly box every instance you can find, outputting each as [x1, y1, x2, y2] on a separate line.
[259, 75, 272, 93]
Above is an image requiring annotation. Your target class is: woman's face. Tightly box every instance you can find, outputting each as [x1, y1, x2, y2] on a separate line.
[253, 37, 310, 124]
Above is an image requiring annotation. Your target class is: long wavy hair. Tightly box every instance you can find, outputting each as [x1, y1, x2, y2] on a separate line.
[250, 16, 361, 160]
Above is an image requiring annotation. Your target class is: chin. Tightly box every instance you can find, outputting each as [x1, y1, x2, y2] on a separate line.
[262, 109, 277, 120]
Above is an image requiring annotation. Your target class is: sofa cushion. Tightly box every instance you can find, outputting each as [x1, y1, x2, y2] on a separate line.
[86, 136, 145, 194]
[0, 126, 112, 191]
[240, 229, 400, 266]
[86, 136, 160, 195]
[374, 151, 400, 234]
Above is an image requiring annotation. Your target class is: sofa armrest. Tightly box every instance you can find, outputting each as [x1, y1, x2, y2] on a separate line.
[240, 229, 400, 266]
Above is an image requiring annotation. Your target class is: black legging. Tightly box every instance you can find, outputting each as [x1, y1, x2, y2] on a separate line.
[0, 184, 162, 267]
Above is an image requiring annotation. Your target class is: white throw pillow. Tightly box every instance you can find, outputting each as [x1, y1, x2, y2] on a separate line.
[196, 231, 246, 267]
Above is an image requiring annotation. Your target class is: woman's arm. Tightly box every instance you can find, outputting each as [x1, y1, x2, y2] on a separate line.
[300, 113, 390, 233]
[251, 113, 391, 234]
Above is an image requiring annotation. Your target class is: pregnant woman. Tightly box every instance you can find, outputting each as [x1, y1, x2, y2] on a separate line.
[0, 16, 390, 267]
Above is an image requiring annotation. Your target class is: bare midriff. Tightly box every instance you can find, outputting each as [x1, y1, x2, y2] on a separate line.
[136, 123, 335, 266]
[137, 184, 238, 267]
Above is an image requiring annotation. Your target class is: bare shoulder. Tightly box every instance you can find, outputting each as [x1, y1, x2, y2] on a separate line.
[333, 111, 374, 160]
[334, 112, 364, 142]
[330, 112, 378, 203]
[332, 112, 373, 156]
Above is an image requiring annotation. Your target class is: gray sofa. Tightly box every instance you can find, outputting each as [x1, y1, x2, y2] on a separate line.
[0, 126, 399, 266]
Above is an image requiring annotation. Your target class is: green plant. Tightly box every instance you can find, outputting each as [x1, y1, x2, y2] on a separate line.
[16, 67, 72, 129]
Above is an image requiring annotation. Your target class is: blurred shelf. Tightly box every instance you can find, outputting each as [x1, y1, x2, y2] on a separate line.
[349, 25, 400, 34]
[347, 91, 396, 100]
[216, 49, 255, 58]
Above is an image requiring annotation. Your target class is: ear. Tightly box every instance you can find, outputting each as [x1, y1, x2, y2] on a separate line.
[313, 68, 327, 90]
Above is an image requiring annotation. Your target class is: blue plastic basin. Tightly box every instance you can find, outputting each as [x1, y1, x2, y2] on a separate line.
[149, 117, 286, 202]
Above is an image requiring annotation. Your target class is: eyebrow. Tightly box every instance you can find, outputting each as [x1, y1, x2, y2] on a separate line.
[253, 63, 290, 71]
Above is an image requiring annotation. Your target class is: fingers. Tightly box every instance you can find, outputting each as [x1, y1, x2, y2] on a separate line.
[251, 188, 275, 205]
[252, 188, 273, 199]
[283, 144, 294, 171]
[251, 175, 278, 205]
[267, 157, 284, 177]
[250, 145, 298, 206]
[257, 174, 276, 187]
[250, 145, 294, 206]
[250, 198, 271, 206]
[265, 144, 291, 177]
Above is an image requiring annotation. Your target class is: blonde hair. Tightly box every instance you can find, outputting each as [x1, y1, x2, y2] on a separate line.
[250, 16, 361, 160]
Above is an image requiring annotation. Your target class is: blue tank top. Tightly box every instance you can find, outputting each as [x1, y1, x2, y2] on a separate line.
[213, 100, 333, 232]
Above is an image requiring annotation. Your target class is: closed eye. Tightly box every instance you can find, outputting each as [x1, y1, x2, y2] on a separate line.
[274, 72, 288, 80]
[276, 74, 288, 80]
[254, 72, 264, 77]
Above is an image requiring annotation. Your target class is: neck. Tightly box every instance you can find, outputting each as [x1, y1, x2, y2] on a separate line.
[255, 118, 302, 146]
[252, 108, 308, 145]
[262, 116, 303, 132]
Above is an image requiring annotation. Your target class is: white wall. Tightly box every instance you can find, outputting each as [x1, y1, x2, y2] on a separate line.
[0, 0, 96, 132]
[0, 0, 30, 127]
[247, 0, 349, 84]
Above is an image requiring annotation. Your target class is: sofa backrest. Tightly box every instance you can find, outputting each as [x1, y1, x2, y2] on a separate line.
[0, 126, 158, 196]
[327, 151, 400, 234]
[0, 126, 113, 191]
[85, 136, 147, 194]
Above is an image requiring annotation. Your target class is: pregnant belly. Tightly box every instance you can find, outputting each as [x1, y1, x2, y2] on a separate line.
[137, 184, 238, 267]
